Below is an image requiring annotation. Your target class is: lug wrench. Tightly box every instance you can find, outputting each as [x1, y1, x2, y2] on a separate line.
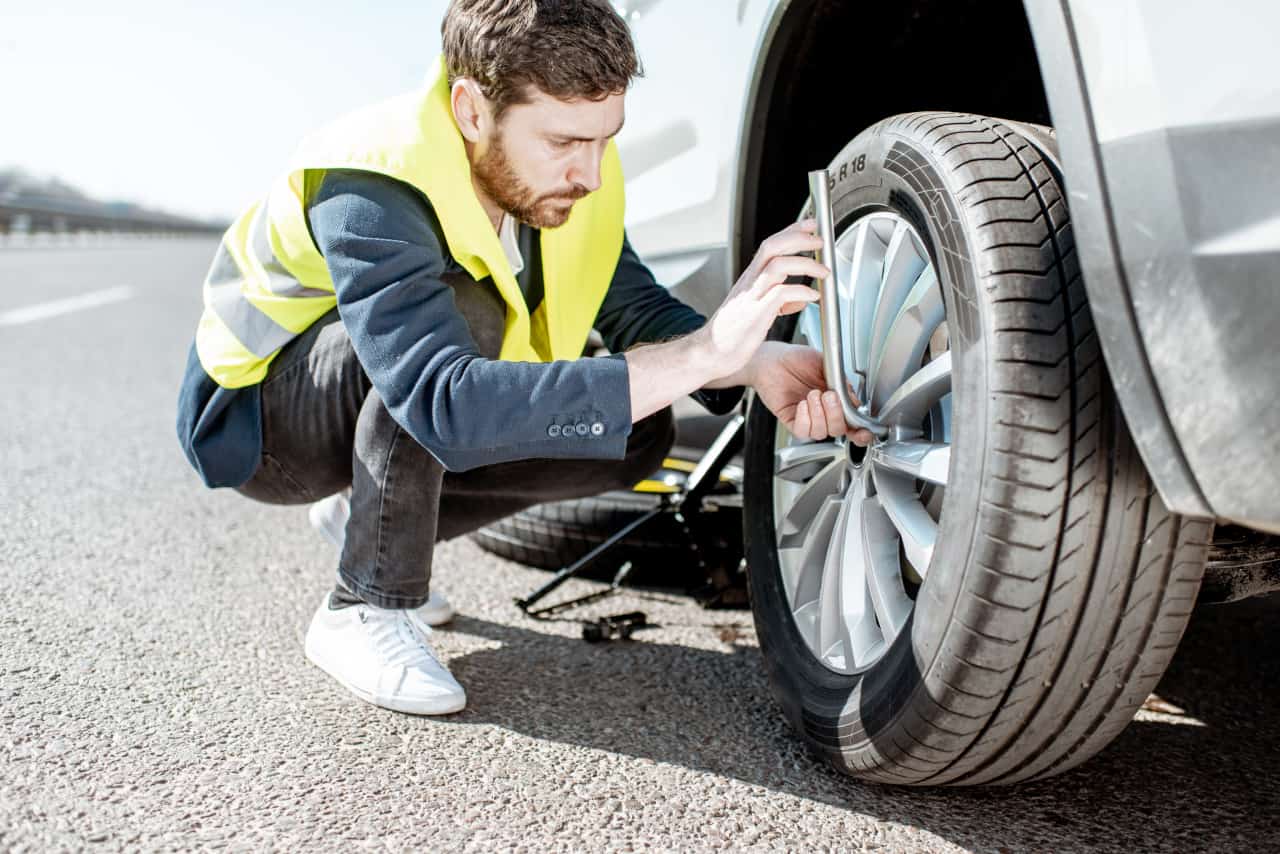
[807, 169, 888, 440]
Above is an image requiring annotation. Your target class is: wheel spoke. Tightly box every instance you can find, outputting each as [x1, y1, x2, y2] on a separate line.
[816, 493, 857, 664]
[866, 223, 927, 398]
[776, 457, 844, 548]
[817, 478, 885, 668]
[876, 351, 952, 427]
[871, 467, 938, 577]
[861, 496, 913, 642]
[832, 221, 860, 305]
[775, 440, 842, 483]
[799, 302, 823, 352]
[869, 439, 951, 487]
[787, 492, 843, 624]
[840, 218, 889, 397]
[831, 223, 856, 381]
[930, 392, 953, 445]
[866, 267, 943, 410]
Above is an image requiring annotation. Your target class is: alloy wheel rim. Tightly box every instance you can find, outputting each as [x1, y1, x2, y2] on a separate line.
[772, 211, 953, 675]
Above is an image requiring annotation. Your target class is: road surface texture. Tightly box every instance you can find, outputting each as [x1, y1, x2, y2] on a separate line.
[2, 240, 1277, 852]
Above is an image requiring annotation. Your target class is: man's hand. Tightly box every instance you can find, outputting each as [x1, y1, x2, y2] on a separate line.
[748, 341, 875, 445]
[690, 220, 827, 381]
[623, 220, 844, 425]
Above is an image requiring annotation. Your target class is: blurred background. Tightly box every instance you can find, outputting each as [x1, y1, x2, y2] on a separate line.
[2, 0, 451, 236]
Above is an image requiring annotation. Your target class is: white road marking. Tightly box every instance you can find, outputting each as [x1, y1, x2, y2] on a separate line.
[0, 285, 136, 327]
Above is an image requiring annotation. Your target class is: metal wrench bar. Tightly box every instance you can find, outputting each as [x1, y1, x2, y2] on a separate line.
[807, 169, 888, 439]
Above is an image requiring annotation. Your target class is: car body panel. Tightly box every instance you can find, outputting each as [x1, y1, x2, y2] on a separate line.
[612, 0, 773, 317]
[1044, 0, 1280, 531]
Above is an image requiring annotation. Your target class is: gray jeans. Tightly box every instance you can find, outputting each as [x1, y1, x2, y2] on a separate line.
[234, 276, 675, 608]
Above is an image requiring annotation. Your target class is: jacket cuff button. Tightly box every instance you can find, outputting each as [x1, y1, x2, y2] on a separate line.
[590, 422, 605, 436]
[547, 424, 562, 437]
[575, 423, 590, 436]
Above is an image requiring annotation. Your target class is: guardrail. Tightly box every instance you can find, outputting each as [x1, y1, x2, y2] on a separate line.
[0, 230, 222, 249]
[0, 194, 225, 239]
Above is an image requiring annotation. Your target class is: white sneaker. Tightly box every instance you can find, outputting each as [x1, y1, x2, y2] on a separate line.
[308, 489, 455, 626]
[304, 593, 466, 715]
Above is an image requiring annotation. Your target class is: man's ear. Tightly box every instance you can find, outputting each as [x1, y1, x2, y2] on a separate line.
[451, 79, 489, 144]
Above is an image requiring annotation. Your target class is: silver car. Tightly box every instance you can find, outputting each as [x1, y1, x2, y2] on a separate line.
[612, 0, 1280, 785]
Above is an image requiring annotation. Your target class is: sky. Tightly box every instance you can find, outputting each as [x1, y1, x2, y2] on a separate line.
[2, 1, 452, 221]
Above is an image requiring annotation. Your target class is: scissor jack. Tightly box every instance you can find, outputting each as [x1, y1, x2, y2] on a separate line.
[514, 411, 746, 640]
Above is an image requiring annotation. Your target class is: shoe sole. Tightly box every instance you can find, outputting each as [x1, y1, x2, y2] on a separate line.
[304, 636, 466, 716]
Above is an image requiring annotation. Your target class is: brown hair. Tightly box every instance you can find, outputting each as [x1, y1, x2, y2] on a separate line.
[441, 0, 642, 119]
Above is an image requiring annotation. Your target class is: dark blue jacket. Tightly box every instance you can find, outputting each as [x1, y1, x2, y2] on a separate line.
[176, 169, 742, 488]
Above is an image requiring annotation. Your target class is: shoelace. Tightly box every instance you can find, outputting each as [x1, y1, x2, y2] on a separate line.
[363, 609, 440, 669]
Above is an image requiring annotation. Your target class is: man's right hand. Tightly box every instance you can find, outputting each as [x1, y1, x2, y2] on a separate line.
[690, 219, 828, 381]
[622, 220, 830, 424]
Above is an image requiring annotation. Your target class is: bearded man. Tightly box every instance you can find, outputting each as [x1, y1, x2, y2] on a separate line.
[176, 0, 868, 715]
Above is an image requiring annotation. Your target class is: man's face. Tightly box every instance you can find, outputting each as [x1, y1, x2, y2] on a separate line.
[470, 87, 625, 229]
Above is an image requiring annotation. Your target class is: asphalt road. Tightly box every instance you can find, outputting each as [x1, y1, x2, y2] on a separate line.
[1, 239, 1277, 852]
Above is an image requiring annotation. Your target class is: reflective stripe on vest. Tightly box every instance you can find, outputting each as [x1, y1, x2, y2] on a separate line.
[204, 202, 332, 358]
[195, 54, 626, 389]
[196, 195, 339, 385]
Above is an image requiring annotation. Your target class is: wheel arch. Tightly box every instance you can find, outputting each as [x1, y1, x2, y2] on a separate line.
[731, 0, 1210, 518]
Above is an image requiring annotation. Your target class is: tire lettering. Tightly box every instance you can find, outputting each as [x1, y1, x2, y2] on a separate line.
[835, 154, 867, 184]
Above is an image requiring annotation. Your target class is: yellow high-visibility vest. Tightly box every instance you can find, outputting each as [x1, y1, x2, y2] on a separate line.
[195, 54, 626, 389]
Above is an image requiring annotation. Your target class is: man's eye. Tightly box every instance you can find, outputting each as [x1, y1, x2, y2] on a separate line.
[553, 140, 575, 150]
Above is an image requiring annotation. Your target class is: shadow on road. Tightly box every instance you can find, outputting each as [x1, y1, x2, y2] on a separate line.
[441, 596, 1279, 851]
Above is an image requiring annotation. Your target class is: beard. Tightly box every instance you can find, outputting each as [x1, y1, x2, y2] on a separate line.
[471, 130, 591, 229]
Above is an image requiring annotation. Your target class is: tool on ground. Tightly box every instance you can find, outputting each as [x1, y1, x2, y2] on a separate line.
[514, 411, 747, 633]
[581, 611, 651, 643]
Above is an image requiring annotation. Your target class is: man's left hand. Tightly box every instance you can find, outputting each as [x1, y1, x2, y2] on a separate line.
[748, 341, 876, 446]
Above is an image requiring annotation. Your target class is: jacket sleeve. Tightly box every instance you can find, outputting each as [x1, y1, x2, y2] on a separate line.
[593, 235, 746, 416]
[307, 169, 634, 472]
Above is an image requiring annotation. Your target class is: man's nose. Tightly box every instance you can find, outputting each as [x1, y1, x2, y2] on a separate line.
[567, 147, 603, 193]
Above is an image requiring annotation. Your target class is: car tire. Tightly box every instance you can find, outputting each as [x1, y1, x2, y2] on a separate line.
[743, 112, 1212, 785]
[470, 457, 743, 587]
[471, 489, 679, 575]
